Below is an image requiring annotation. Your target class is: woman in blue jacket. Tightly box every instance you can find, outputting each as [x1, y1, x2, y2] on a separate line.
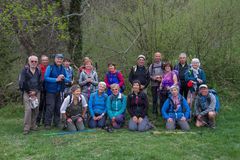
[88, 82, 108, 128]
[107, 83, 127, 129]
[185, 58, 206, 108]
[161, 85, 190, 131]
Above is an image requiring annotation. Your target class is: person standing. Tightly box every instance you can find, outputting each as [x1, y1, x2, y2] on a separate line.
[79, 58, 98, 102]
[19, 55, 42, 135]
[128, 55, 150, 93]
[63, 58, 74, 97]
[104, 63, 125, 95]
[149, 52, 164, 115]
[174, 53, 190, 99]
[36, 55, 49, 126]
[185, 58, 206, 108]
[44, 53, 70, 129]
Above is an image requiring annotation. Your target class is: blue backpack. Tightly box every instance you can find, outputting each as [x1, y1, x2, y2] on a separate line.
[208, 89, 220, 113]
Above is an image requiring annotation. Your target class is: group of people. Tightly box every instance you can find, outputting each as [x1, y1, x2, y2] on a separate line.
[19, 52, 218, 135]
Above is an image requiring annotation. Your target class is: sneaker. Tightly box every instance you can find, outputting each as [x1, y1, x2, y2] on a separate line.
[23, 130, 30, 135]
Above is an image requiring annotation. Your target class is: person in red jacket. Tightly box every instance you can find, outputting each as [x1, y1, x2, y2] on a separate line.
[104, 63, 125, 95]
[36, 55, 49, 126]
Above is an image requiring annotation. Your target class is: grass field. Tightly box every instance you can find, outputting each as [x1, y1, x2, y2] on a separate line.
[0, 101, 239, 160]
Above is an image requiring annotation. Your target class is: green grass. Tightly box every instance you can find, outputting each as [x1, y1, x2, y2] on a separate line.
[0, 102, 239, 160]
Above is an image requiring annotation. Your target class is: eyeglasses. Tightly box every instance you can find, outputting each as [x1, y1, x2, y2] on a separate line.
[31, 61, 38, 63]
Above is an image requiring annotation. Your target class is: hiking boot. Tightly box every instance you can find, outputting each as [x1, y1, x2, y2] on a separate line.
[23, 130, 30, 135]
[31, 126, 39, 131]
[45, 125, 51, 130]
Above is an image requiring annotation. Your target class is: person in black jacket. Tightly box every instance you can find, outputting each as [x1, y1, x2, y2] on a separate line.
[127, 80, 153, 131]
[128, 55, 150, 92]
[19, 55, 42, 135]
[174, 53, 190, 99]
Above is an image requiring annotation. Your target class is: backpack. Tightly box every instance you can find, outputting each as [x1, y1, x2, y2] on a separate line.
[106, 71, 125, 92]
[208, 89, 220, 113]
[149, 62, 163, 74]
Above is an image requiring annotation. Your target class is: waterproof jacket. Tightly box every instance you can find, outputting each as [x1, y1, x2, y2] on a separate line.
[128, 65, 150, 89]
[19, 65, 42, 93]
[127, 91, 148, 118]
[44, 64, 70, 93]
[88, 91, 108, 117]
[162, 94, 190, 120]
[194, 93, 216, 116]
[185, 67, 206, 92]
[107, 93, 127, 119]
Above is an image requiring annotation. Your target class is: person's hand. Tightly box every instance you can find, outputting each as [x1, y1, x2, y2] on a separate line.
[197, 78, 203, 83]
[29, 91, 36, 97]
[138, 117, 143, 123]
[86, 78, 92, 83]
[197, 115, 202, 120]
[112, 117, 116, 122]
[56, 75, 64, 82]
[167, 118, 173, 122]
[93, 116, 98, 121]
[67, 118, 72, 123]
[132, 116, 138, 123]
[181, 117, 186, 121]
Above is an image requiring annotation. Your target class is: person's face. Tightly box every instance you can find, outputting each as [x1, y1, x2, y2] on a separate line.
[137, 58, 145, 66]
[108, 65, 115, 73]
[41, 57, 49, 66]
[171, 88, 178, 96]
[63, 61, 70, 68]
[192, 62, 199, 69]
[73, 88, 81, 97]
[200, 88, 208, 96]
[165, 65, 171, 72]
[179, 56, 186, 64]
[85, 62, 92, 70]
[111, 87, 119, 96]
[132, 83, 140, 93]
[154, 53, 161, 62]
[55, 57, 63, 66]
[98, 84, 106, 93]
[29, 57, 38, 68]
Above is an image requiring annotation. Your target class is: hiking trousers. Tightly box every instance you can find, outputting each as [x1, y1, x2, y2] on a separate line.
[23, 92, 40, 131]
[166, 119, 190, 131]
[129, 116, 152, 132]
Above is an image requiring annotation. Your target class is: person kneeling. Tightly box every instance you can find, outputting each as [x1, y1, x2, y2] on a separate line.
[194, 84, 216, 129]
[60, 85, 88, 131]
[88, 82, 108, 128]
[162, 85, 190, 131]
[127, 80, 153, 132]
[107, 84, 127, 129]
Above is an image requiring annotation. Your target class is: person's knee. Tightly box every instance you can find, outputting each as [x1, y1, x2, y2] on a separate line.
[208, 112, 216, 119]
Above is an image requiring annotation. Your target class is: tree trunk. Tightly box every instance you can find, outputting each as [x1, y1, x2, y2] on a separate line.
[68, 0, 83, 64]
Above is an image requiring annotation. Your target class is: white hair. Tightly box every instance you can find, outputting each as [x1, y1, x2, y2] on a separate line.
[28, 55, 38, 62]
[179, 53, 187, 58]
[98, 81, 106, 89]
[191, 58, 201, 67]
[110, 83, 119, 89]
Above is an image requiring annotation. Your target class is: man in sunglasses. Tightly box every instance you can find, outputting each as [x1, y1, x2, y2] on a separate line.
[19, 55, 42, 135]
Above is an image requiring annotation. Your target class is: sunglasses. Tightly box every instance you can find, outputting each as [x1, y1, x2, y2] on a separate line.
[31, 60, 38, 63]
